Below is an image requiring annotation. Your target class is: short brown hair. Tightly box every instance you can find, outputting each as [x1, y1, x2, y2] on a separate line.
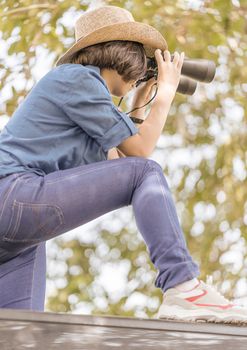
[70, 40, 147, 83]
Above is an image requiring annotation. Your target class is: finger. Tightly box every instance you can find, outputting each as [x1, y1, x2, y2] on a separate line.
[177, 52, 185, 70]
[172, 51, 180, 65]
[163, 50, 171, 62]
[149, 78, 158, 90]
[150, 82, 158, 93]
[154, 49, 162, 63]
[146, 76, 156, 85]
[154, 49, 165, 68]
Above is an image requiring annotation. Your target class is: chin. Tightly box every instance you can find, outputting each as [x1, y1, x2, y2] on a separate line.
[112, 90, 125, 97]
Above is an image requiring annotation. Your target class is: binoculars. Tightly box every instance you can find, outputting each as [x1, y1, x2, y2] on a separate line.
[136, 55, 216, 95]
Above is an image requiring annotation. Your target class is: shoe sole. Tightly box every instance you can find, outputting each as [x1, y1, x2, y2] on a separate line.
[156, 305, 247, 324]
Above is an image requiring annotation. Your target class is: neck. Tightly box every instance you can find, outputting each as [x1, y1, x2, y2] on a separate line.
[100, 68, 128, 97]
[100, 69, 116, 93]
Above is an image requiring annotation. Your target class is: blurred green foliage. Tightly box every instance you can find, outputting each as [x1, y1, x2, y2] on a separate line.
[0, 0, 247, 316]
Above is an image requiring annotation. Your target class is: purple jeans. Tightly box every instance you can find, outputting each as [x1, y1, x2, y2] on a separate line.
[0, 157, 199, 311]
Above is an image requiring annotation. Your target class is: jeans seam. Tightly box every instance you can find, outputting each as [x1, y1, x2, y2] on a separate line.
[3, 199, 22, 240]
[1, 296, 32, 308]
[154, 170, 186, 258]
[30, 246, 38, 309]
[0, 175, 21, 222]
[130, 158, 153, 195]
[45, 158, 138, 185]
[153, 169, 195, 276]
[12, 200, 22, 239]
[127, 159, 141, 205]
[0, 256, 35, 278]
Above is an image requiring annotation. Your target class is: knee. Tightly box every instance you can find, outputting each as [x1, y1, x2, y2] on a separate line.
[133, 157, 164, 177]
[135, 157, 163, 171]
[146, 158, 163, 172]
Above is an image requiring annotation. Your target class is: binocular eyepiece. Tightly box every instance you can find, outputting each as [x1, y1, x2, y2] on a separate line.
[136, 55, 216, 95]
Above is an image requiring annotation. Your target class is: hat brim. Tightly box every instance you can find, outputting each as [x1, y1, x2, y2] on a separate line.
[56, 21, 168, 66]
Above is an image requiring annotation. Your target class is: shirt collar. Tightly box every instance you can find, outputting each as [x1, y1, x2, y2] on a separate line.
[84, 65, 110, 94]
[85, 64, 100, 74]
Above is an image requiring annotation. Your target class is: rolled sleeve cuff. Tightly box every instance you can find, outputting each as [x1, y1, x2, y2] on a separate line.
[97, 105, 139, 152]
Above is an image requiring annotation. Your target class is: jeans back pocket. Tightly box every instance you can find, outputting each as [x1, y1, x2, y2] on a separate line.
[3, 200, 64, 243]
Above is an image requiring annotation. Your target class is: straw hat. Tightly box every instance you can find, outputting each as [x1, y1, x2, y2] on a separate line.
[56, 5, 168, 66]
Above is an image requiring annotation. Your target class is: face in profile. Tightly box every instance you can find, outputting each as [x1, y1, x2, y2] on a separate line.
[100, 68, 137, 97]
[110, 72, 137, 97]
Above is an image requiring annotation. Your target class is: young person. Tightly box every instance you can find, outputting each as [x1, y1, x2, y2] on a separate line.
[0, 5, 246, 323]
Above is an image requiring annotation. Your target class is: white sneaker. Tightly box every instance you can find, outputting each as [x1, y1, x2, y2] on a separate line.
[156, 280, 247, 324]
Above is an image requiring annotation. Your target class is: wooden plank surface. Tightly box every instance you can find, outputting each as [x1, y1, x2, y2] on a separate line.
[0, 309, 246, 349]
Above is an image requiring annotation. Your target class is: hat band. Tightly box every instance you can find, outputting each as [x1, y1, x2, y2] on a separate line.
[75, 20, 133, 42]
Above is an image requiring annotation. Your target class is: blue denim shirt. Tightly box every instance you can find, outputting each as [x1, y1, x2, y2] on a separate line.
[0, 64, 139, 177]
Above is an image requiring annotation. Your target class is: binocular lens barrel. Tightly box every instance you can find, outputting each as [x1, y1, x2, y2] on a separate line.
[140, 55, 216, 95]
[177, 76, 197, 95]
[181, 59, 216, 83]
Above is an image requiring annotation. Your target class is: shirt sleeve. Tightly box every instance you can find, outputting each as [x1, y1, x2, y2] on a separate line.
[62, 66, 139, 153]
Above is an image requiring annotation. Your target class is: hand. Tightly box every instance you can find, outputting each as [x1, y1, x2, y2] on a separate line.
[132, 76, 157, 107]
[154, 49, 184, 94]
[107, 147, 119, 160]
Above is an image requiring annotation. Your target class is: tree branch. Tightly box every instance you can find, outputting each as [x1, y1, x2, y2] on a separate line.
[0, 4, 57, 17]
